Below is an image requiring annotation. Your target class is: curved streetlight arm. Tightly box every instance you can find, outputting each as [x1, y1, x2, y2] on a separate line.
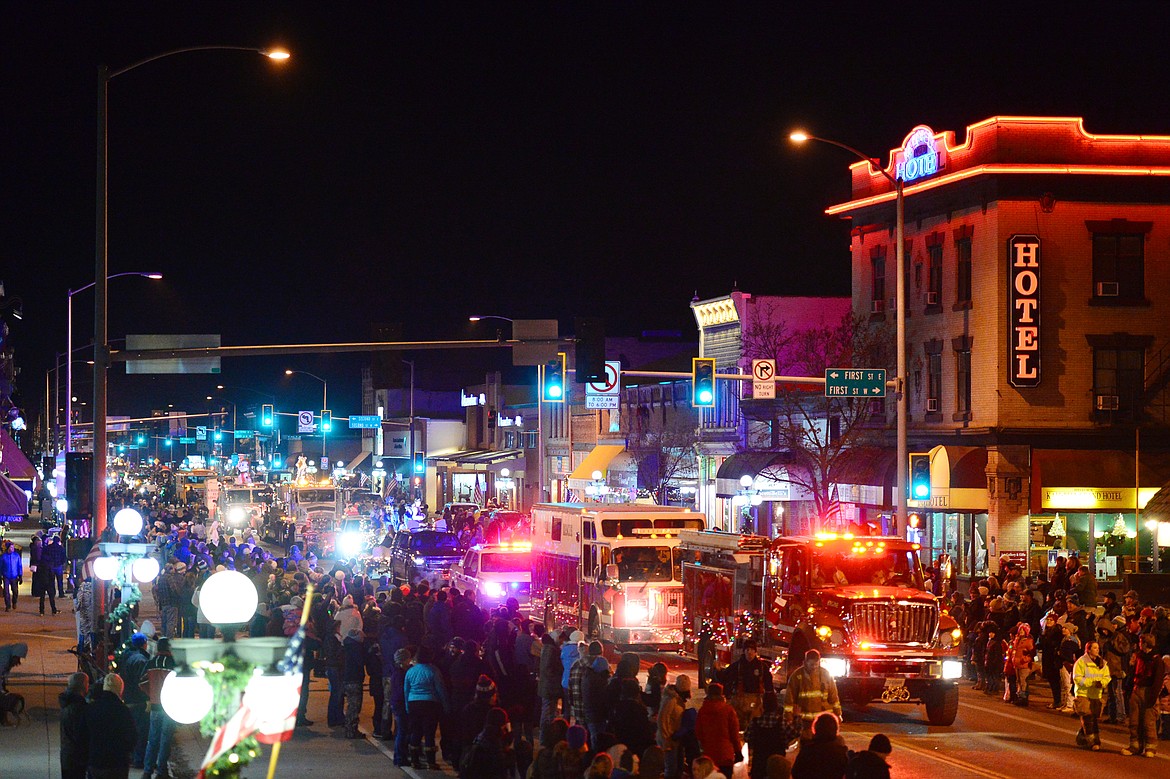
[468, 315, 514, 323]
[286, 369, 326, 385]
[794, 134, 897, 187]
[70, 271, 162, 298]
[109, 46, 286, 79]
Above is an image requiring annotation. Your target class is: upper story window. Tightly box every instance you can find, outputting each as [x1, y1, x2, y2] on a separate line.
[927, 353, 942, 415]
[1087, 220, 1152, 304]
[925, 234, 944, 310]
[870, 248, 886, 315]
[1087, 332, 1153, 419]
[955, 236, 972, 305]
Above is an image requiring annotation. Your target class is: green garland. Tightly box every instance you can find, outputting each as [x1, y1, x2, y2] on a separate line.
[196, 654, 261, 776]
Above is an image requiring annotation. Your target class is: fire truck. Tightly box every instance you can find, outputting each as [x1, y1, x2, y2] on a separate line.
[529, 503, 706, 648]
[679, 529, 963, 726]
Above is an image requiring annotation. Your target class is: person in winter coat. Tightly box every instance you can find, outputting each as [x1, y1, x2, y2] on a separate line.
[982, 624, 1006, 696]
[1058, 621, 1082, 713]
[141, 637, 177, 779]
[459, 706, 517, 779]
[32, 547, 59, 615]
[557, 725, 591, 779]
[44, 535, 68, 598]
[721, 640, 774, 729]
[454, 675, 499, 770]
[0, 540, 23, 610]
[845, 733, 892, 779]
[1039, 615, 1063, 709]
[657, 674, 692, 779]
[118, 633, 151, 768]
[610, 678, 655, 758]
[579, 641, 612, 745]
[606, 652, 642, 722]
[530, 717, 569, 779]
[745, 691, 789, 779]
[1124, 632, 1163, 757]
[538, 633, 565, 731]
[390, 648, 414, 766]
[694, 683, 741, 778]
[1072, 640, 1110, 750]
[1098, 618, 1131, 724]
[790, 712, 848, 779]
[561, 630, 584, 704]
[783, 650, 841, 736]
[404, 645, 450, 768]
[1005, 623, 1034, 706]
[644, 662, 668, 718]
[342, 627, 367, 738]
[59, 672, 90, 779]
[85, 674, 138, 779]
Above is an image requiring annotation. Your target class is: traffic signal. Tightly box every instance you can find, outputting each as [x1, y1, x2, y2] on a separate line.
[910, 454, 931, 500]
[692, 357, 716, 407]
[136, 435, 144, 445]
[261, 404, 274, 427]
[272, 452, 282, 468]
[574, 317, 606, 383]
[542, 353, 566, 402]
[321, 409, 332, 432]
[213, 428, 223, 442]
[413, 452, 425, 474]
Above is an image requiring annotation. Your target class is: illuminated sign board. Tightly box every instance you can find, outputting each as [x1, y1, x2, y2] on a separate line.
[461, 391, 486, 407]
[894, 125, 945, 183]
[1008, 235, 1041, 388]
[1041, 487, 1158, 511]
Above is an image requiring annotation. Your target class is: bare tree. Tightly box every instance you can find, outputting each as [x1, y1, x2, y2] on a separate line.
[741, 304, 893, 523]
[626, 404, 699, 504]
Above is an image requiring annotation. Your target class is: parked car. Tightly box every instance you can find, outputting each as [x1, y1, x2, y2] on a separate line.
[450, 542, 533, 610]
[387, 530, 464, 587]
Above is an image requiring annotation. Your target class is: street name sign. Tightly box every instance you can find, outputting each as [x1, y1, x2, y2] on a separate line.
[825, 368, 887, 397]
[752, 359, 776, 400]
[349, 414, 382, 429]
[179, 437, 196, 444]
[234, 429, 253, 440]
[585, 361, 621, 409]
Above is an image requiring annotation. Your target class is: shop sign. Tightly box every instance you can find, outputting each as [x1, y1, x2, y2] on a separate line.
[1000, 550, 1028, 569]
[894, 125, 945, 183]
[461, 391, 486, 407]
[1041, 486, 1158, 510]
[497, 414, 523, 427]
[1008, 235, 1041, 388]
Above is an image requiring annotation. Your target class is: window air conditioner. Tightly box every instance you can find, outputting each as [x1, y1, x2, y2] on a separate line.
[1096, 281, 1120, 297]
[926, 398, 939, 412]
[926, 291, 939, 305]
[871, 299, 884, 313]
[1095, 395, 1120, 411]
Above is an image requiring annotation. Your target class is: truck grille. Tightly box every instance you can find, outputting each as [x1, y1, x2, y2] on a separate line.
[653, 589, 684, 627]
[847, 601, 937, 645]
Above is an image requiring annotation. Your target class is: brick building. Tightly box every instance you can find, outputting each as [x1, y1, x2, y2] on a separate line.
[830, 116, 1170, 581]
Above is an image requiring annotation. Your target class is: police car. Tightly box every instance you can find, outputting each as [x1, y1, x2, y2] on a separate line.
[450, 542, 532, 609]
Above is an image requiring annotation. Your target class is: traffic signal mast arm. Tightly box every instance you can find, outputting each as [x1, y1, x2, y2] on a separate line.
[600, 369, 896, 388]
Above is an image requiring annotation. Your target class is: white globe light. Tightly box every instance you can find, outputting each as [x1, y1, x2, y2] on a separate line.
[591, 470, 603, 480]
[740, 474, 754, 488]
[55, 498, 69, 513]
[199, 570, 259, 625]
[132, 556, 160, 583]
[243, 669, 300, 724]
[160, 670, 214, 724]
[93, 556, 120, 581]
[113, 507, 144, 536]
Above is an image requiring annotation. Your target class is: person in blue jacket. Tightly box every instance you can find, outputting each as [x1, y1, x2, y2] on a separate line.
[404, 645, 450, 769]
[560, 629, 584, 704]
[1, 540, 23, 611]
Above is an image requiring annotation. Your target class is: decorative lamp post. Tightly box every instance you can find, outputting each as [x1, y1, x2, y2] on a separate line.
[163, 574, 309, 778]
[737, 475, 763, 534]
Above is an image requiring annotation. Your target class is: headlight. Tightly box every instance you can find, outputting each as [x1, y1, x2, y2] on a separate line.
[820, 657, 848, 678]
[337, 532, 364, 559]
[938, 627, 962, 649]
[482, 581, 505, 598]
[625, 601, 648, 624]
[229, 506, 247, 525]
[942, 660, 964, 679]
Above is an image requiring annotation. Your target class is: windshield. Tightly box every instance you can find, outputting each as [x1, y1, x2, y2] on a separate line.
[297, 489, 335, 504]
[810, 548, 925, 590]
[613, 546, 678, 582]
[481, 552, 531, 572]
[410, 533, 461, 556]
[223, 490, 257, 504]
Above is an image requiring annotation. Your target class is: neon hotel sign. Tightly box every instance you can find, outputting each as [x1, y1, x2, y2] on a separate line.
[894, 126, 945, 183]
[1008, 235, 1041, 387]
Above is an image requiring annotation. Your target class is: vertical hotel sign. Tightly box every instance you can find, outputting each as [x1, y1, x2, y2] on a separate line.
[1008, 235, 1041, 387]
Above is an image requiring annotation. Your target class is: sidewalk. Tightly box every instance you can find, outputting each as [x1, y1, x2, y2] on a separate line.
[0, 524, 445, 779]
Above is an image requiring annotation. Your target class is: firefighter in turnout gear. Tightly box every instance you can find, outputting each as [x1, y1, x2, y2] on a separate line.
[783, 649, 842, 738]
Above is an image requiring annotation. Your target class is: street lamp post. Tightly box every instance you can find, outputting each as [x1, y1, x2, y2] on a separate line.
[401, 359, 416, 487]
[94, 46, 288, 539]
[284, 370, 327, 459]
[790, 131, 907, 535]
[67, 272, 161, 454]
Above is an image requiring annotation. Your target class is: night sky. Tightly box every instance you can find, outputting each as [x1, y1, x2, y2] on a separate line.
[4, 2, 1170, 427]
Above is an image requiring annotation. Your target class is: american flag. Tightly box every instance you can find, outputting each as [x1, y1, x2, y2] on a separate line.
[256, 620, 304, 744]
[473, 477, 485, 506]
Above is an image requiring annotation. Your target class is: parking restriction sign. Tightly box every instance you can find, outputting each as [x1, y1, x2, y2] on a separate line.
[585, 361, 621, 409]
